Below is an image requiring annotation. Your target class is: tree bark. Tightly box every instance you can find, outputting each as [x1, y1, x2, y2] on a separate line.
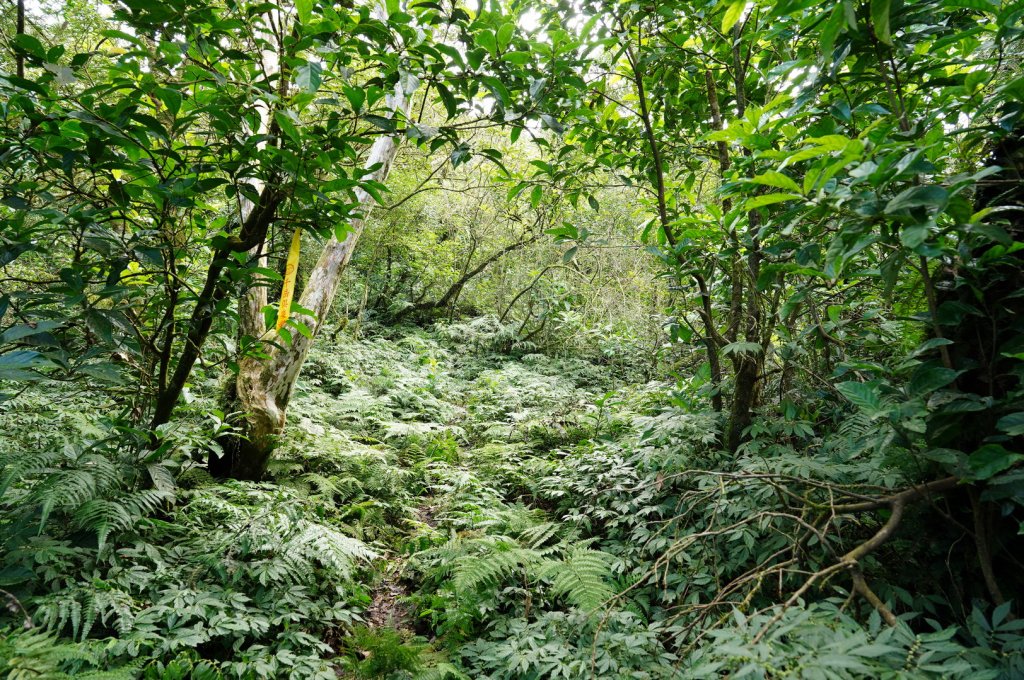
[725, 354, 761, 452]
[16, 0, 25, 79]
[222, 64, 415, 480]
[150, 187, 282, 429]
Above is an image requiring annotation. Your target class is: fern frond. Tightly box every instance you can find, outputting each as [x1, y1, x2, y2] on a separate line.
[75, 499, 133, 551]
[283, 520, 377, 579]
[452, 541, 542, 592]
[520, 521, 560, 549]
[123, 488, 173, 517]
[542, 547, 615, 612]
[0, 449, 62, 499]
[33, 470, 96, 530]
[414, 662, 471, 680]
[146, 462, 177, 492]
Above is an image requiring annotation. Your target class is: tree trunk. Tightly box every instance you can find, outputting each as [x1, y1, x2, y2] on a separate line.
[150, 187, 282, 430]
[221, 74, 414, 480]
[725, 353, 762, 452]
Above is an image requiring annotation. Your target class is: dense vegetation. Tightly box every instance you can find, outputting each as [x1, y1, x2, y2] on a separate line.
[2, 0, 1023, 677]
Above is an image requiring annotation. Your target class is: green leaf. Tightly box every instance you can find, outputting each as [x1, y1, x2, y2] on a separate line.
[435, 82, 457, 118]
[435, 44, 464, 68]
[80, 363, 124, 384]
[3, 75, 48, 96]
[289, 318, 314, 340]
[343, 85, 365, 113]
[900, 223, 929, 248]
[295, 0, 312, 23]
[540, 114, 565, 134]
[821, 4, 846, 56]
[910, 337, 953, 357]
[502, 51, 532, 65]
[481, 76, 511, 106]
[497, 23, 515, 50]
[85, 310, 114, 344]
[364, 114, 397, 132]
[967, 444, 1023, 481]
[870, 0, 892, 44]
[837, 381, 882, 411]
[745, 193, 802, 210]
[155, 87, 182, 116]
[885, 186, 948, 213]
[0, 321, 61, 344]
[996, 413, 1024, 436]
[530, 77, 547, 100]
[722, 341, 763, 356]
[588, 195, 600, 212]
[908, 365, 958, 396]
[749, 171, 802, 194]
[0, 350, 47, 380]
[923, 448, 965, 467]
[295, 61, 322, 93]
[467, 48, 486, 70]
[722, 0, 747, 33]
[0, 243, 33, 267]
[274, 110, 301, 143]
[476, 30, 497, 56]
[13, 34, 46, 58]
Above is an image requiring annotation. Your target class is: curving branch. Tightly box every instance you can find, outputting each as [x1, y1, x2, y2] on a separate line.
[393, 232, 543, 322]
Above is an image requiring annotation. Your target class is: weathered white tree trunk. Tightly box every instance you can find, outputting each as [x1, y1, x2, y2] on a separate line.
[227, 40, 414, 479]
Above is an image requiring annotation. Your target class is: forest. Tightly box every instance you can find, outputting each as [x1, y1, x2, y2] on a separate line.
[1, 0, 1023, 677]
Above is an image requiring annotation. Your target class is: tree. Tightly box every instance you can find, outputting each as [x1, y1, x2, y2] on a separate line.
[214, 0, 578, 478]
[222, 21, 418, 479]
[520, 0, 1023, 454]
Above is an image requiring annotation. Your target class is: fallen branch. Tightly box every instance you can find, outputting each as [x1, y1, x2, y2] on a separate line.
[752, 475, 962, 642]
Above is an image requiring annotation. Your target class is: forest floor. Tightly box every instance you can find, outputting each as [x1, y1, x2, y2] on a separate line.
[6, 318, 1021, 678]
[272, 319, 643, 677]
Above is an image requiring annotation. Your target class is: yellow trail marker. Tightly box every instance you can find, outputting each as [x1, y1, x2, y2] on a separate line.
[276, 227, 301, 331]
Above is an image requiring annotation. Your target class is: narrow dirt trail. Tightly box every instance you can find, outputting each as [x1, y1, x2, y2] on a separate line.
[364, 559, 411, 630]
[364, 498, 438, 632]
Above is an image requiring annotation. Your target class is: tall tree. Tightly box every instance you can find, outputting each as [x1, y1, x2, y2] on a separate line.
[221, 51, 418, 479]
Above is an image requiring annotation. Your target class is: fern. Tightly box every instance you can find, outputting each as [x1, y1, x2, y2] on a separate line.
[284, 520, 378, 579]
[453, 540, 544, 592]
[520, 520, 561, 549]
[0, 627, 137, 680]
[542, 546, 615, 611]
[0, 449, 62, 499]
[74, 499, 133, 551]
[414, 662, 471, 680]
[79, 490, 153, 547]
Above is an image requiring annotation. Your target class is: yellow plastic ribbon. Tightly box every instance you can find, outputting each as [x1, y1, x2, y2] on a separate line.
[276, 227, 301, 331]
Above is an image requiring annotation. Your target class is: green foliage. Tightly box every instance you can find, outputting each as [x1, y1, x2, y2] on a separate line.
[459, 610, 677, 679]
[0, 389, 376, 677]
[0, 627, 137, 680]
[3, 0, 1024, 677]
[5, 315, 1024, 678]
[683, 602, 1024, 679]
[345, 626, 425, 679]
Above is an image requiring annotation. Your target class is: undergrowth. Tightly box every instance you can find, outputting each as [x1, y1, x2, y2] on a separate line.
[2, 319, 1023, 678]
